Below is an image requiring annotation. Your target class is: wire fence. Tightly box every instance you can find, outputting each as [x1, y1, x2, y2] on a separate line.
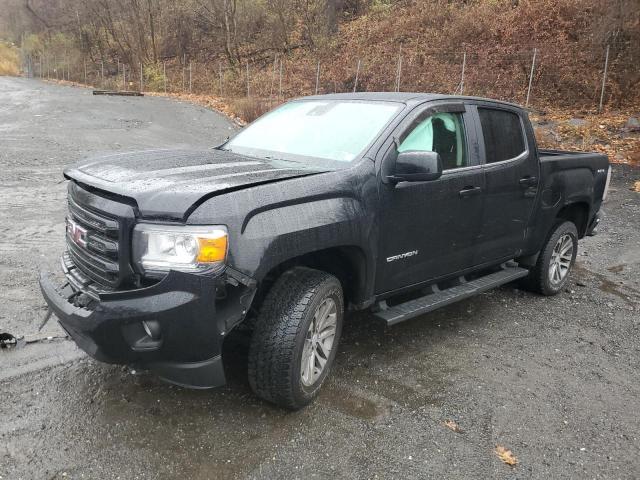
[19, 44, 636, 114]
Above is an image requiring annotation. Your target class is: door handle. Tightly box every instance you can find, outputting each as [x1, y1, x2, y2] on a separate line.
[459, 186, 482, 198]
[519, 176, 538, 187]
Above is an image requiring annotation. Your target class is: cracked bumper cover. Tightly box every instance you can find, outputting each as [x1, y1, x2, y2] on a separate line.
[39, 267, 255, 389]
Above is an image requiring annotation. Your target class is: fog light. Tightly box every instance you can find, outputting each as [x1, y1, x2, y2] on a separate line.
[142, 320, 161, 341]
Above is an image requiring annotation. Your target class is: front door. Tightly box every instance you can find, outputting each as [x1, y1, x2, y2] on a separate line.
[375, 104, 485, 294]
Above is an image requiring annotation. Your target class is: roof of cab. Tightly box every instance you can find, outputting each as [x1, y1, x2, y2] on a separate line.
[297, 91, 523, 109]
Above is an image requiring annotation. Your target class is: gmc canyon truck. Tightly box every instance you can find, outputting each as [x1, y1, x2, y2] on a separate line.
[40, 93, 611, 409]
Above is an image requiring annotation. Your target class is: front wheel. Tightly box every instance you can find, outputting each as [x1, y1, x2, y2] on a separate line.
[523, 220, 578, 296]
[248, 267, 343, 410]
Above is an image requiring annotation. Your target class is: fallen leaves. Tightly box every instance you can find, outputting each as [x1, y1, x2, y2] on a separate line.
[633, 181, 640, 193]
[146, 91, 247, 125]
[441, 421, 518, 467]
[495, 445, 518, 466]
[443, 419, 464, 433]
[532, 110, 640, 166]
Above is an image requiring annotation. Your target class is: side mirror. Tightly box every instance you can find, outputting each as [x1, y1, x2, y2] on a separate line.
[387, 150, 443, 184]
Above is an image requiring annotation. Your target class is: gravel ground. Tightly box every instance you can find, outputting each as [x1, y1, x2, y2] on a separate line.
[1, 77, 639, 480]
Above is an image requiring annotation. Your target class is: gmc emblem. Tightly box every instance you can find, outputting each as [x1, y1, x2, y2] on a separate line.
[67, 218, 88, 248]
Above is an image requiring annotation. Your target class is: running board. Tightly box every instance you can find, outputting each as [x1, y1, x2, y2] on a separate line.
[373, 266, 529, 326]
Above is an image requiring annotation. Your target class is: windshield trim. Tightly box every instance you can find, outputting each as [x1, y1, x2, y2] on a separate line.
[220, 99, 407, 168]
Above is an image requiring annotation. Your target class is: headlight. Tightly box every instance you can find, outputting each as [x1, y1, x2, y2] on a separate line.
[132, 224, 228, 276]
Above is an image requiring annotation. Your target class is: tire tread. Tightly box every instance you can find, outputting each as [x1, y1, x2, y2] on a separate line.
[247, 267, 341, 409]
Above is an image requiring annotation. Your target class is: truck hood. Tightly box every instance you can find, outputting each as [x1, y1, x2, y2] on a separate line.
[64, 149, 324, 219]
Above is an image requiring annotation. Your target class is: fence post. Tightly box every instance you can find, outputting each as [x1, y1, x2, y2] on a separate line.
[353, 59, 361, 93]
[315, 60, 320, 95]
[219, 62, 223, 97]
[101, 61, 104, 88]
[84, 59, 87, 85]
[269, 56, 276, 102]
[598, 45, 610, 113]
[189, 61, 193, 93]
[525, 48, 537, 107]
[163, 61, 167, 93]
[395, 46, 402, 92]
[140, 62, 143, 92]
[122, 64, 126, 90]
[182, 54, 186, 91]
[459, 50, 466, 95]
[246, 61, 250, 97]
[278, 58, 283, 99]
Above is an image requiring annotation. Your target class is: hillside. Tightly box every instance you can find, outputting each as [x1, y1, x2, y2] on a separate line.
[2, 0, 638, 108]
[2, 0, 639, 163]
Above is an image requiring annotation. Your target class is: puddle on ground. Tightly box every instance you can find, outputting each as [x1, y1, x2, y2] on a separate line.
[319, 382, 392, 421]
[575, 264, 640, 306]
[607, 264, 625, 273]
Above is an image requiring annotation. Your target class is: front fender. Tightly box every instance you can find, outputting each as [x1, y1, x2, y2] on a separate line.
[186, 160, 379, 303]
[240, 194, 367, 278]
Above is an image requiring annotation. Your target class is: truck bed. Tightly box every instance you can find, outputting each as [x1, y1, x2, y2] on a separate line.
[539, 149, 609, 173]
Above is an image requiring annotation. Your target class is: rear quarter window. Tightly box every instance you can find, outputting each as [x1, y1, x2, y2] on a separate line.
[478, 108, 526, 163]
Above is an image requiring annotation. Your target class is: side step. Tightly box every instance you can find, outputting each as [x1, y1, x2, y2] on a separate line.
[373, 265, 529, 326]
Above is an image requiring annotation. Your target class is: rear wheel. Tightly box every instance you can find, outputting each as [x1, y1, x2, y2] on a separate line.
[248, 267, 343, 410]
[522, 220, 578, 296]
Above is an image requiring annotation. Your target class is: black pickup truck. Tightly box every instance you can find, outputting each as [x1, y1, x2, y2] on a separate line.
[41, 93, 610, 409]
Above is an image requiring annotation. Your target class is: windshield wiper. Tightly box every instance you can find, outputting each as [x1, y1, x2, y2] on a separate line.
[263, 155, 304, 166]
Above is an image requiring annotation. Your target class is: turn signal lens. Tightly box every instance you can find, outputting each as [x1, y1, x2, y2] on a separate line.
[197, 235, 228, 263]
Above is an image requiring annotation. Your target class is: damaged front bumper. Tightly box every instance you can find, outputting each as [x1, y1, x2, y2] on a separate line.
[39, 256, 256, 389]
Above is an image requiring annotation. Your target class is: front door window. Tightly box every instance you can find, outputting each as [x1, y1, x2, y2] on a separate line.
[398, 112, 468, 170]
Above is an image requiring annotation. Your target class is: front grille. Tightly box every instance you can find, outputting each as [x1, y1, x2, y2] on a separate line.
[66, 195, 121, 286]
[65, 183, 135, 289]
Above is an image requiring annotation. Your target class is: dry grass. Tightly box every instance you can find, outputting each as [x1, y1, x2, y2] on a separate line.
[0, 42, 20, 76]
[226, 97, 273, 122]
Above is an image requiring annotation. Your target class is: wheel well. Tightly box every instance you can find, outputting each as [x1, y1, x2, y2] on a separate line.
[251, 247, 367, 315]
[557, 202, 589, 238]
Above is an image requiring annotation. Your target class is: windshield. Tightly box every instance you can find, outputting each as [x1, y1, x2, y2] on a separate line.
[224, 100, 402, 168]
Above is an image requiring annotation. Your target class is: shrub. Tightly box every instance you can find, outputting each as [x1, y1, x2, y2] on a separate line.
[0, 42, 20, 76]
[143, 63, 165, 91]
[228, 97, 273, 122]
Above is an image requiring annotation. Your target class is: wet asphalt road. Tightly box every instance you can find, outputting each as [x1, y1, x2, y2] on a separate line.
[1, 77, 640, 479]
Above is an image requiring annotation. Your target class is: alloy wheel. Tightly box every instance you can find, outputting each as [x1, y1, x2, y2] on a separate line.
[300, 297, 337, 387]
[548, 233, 574, 285]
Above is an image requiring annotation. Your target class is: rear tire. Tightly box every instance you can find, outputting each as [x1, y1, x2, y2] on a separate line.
[248, 267, 343, 410]
[522, 220, 578, 296]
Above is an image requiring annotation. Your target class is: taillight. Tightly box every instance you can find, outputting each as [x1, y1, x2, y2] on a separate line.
[602, 166, 612, 202]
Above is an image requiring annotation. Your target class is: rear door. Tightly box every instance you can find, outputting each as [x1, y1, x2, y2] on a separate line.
[473, 104, 539, 264]
[375, 102, 485, 294]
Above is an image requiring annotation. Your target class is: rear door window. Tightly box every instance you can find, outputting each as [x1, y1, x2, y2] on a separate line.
[478, 108, 526, 163]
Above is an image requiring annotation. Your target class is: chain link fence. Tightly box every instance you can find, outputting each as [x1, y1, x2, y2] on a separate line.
[19, 44, 636, 116]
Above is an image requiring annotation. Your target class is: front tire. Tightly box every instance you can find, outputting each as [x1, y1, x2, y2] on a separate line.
[523, 220, 578, 296]
[248, 267, 343, 410]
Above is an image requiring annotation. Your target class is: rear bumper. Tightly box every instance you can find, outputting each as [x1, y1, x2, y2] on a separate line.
[39, 268, 233, 389]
